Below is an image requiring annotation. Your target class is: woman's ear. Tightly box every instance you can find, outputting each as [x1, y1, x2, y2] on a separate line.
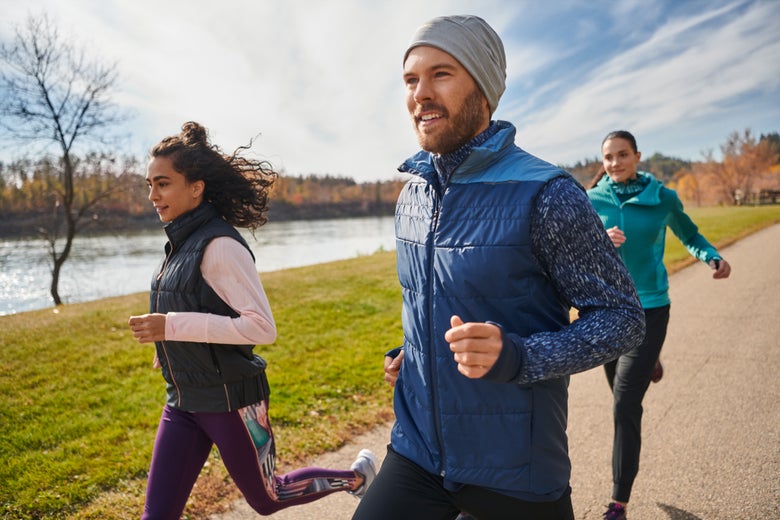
[191, 179, 205, 199]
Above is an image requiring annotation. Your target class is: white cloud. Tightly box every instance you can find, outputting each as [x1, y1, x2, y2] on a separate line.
[512, 0, 780, 164]
[1, 0, 778, 179]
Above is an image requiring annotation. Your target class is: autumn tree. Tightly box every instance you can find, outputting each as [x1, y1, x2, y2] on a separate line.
[705, 129, 779, 205]
[672, 169, 704, 207]
[760, 132, 780, 159]
[0, 14, 128, 305]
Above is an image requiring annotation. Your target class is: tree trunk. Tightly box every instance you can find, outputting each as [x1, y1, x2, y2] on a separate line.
[50, 257, 63, 306]
[49, 154, 77, 306]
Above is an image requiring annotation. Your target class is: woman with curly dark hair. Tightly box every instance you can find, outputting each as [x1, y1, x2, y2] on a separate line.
[128, 122, 377, 519]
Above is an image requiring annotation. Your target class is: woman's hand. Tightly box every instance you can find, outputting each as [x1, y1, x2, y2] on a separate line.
[128, 313, 167, 343]
[710, 258, 732, 279]
[606, 226, 626, 248]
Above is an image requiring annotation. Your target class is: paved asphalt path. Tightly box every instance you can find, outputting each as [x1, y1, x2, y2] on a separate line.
[212, 223, 780, 520]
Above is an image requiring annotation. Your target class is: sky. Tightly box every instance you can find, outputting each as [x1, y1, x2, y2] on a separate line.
[1, 0, 778, 182]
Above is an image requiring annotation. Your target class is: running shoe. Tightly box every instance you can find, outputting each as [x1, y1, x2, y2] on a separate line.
[603, 502, 627, 520]
[651, 359, 664, 383]
[348, 449, 379, 499]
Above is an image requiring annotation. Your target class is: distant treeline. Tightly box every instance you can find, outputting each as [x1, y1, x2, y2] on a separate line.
[267, 174, 406, 221]
[2, 129, 778, 238]
[0, 155, 408, 238]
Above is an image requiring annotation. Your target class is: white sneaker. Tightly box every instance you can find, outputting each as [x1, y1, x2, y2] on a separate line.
[348, 449, 379, 499]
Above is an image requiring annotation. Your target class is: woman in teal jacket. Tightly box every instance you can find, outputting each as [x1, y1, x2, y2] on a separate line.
[587, 130, 731, 520]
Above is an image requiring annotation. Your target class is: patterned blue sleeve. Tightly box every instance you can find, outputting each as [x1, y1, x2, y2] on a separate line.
[485, 176, 645, 384]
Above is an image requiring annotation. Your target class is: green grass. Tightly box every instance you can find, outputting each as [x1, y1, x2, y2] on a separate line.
[1, 253, 399, 519]
[663, 205, 780, 272]
[1, 204, 779, 518]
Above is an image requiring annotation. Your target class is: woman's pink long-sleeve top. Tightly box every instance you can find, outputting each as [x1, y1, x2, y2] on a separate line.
[163, 236, 277, 345]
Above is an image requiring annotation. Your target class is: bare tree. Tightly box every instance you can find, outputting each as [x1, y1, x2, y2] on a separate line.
[0, 14, 127, 305]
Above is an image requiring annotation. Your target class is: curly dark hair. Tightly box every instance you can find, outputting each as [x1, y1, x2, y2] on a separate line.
[150, 121, 277, 229]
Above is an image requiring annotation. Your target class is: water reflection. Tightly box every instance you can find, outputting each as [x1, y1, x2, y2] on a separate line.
[0, 216, 395, 316]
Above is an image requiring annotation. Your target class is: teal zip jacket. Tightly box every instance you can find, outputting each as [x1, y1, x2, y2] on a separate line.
[587, 171, 722, 309]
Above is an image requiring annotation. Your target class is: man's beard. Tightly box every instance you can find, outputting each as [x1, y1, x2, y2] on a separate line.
[415, 87, 486, 155]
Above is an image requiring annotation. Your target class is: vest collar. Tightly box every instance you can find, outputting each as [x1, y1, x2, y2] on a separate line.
[164, 203, 219, 249]
[399, 120, 516, 181]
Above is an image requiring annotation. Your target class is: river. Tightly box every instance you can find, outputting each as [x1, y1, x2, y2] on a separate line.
[0, 216, 396, 316]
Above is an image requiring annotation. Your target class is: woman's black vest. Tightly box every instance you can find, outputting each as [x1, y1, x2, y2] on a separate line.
[150, 203, 269, 412]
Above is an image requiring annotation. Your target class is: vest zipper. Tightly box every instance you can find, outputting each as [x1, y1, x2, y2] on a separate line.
[429, 186, 447, 478]
[208, 346, 232, 411]
[155, 246, 182, 407]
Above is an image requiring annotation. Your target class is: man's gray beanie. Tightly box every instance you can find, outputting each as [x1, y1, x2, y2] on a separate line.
[404, 15, 506, 114]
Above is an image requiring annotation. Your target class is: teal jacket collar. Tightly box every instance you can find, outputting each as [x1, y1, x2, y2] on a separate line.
[595, 170, 662, 206]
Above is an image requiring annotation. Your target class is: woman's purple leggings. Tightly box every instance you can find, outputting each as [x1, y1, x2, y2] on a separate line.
[142, 400, 359, 519]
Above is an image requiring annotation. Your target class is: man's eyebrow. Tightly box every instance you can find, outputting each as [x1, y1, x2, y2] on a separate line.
[404, 61, 459, 75]
[431, 62, 458, 70]
[416, 62, 459, 73]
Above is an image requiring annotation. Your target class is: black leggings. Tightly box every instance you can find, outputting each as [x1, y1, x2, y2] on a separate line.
[352, 446, 574, 520]
[604, 304, 670, 503]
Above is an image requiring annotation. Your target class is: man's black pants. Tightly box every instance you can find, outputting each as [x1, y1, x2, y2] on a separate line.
[352, 446, 575, 520]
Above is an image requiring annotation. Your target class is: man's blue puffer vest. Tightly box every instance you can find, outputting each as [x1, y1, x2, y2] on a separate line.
[392, 122, 572, 501]
[151, 203, 269, 413]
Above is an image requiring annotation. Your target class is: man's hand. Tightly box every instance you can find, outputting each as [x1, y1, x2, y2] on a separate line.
[384, 350, 404, 387]
[445, 315, 502, 379]
[128, 313, 167, 344]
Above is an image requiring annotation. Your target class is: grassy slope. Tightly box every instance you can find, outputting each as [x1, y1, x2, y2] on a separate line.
[1, 253, 400, 519]
[1, 204, 779, 518]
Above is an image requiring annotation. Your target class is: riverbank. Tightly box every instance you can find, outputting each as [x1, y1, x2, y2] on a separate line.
[1, 215, 397, 316]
